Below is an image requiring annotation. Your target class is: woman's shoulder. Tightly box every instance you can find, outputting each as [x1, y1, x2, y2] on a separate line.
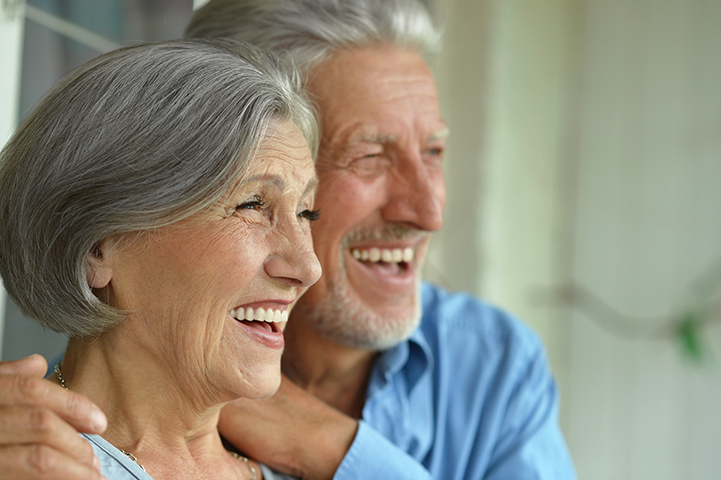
[81, 434, 154, 480]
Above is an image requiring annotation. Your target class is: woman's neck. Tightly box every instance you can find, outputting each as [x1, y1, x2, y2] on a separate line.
[61, 326, 247, 479]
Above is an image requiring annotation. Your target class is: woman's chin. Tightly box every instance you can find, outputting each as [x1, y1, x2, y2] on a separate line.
[228, 365, 282, 400]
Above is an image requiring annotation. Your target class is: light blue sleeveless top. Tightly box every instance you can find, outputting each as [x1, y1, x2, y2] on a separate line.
[82, 433, 288, 479]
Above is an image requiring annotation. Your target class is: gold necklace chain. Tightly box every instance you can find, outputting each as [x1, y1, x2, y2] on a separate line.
[54, 363, 256, 479]
[54, 363, 147, 472]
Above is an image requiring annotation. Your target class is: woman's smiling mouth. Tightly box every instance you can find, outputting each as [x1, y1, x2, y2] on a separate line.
[230, 306, 288, 347]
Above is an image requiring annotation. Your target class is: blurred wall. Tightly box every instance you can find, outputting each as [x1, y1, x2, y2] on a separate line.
[428, 0, 721, 478]
[565, 0, 721, 478]
[427, 0, 579, 399]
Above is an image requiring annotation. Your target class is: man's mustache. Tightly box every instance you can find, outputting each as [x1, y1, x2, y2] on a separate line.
[342, 224, 428, 247]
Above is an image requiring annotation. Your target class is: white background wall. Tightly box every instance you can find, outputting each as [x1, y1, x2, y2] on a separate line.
[565, 0, 721, 478]
[428, 0, 721, 478]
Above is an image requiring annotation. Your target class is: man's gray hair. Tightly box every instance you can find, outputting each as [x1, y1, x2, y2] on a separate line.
[185, 0, 441, 74]
[0, 39, 318, 337]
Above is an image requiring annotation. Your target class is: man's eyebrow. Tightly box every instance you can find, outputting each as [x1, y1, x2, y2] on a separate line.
[346, 129, 449, 148]
[356, 133, 396, 143]
[428, 127, 450, 142]
[343, 133, 397, 152]
[338, 128, 448, 155]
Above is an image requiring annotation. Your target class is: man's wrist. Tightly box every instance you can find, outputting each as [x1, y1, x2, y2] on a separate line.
[296, 415, 358, 480]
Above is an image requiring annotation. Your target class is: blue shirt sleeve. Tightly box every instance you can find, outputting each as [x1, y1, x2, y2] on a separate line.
[424, 286, 576, 480]
[482, 341, 575, 480]
[333, 421, 432, 480]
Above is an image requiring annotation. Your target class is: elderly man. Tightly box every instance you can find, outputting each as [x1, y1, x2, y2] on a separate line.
[0, 1, 575, 479]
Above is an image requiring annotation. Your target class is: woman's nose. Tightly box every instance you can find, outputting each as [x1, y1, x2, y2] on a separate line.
[264, 221, 322, 288]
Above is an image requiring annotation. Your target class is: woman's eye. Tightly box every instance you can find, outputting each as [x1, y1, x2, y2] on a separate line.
[236, 197, 265, 211]
[299, 209, 321, 222]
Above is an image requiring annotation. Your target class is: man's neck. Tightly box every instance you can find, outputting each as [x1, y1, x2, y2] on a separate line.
[281, 317, 378, 419]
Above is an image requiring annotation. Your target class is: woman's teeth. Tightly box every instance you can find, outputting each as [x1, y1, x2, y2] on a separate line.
[351, 247, 413, 263]
[231, 307, 288, 323]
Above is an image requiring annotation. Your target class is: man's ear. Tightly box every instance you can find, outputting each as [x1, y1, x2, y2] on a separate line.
[86, 239, 115, 289]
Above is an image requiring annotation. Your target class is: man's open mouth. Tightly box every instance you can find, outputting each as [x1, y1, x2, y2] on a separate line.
[351, 247, 414, 276]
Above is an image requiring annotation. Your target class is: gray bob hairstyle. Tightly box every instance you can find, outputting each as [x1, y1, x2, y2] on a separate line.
[0, 38, 318, 337]
[185, 0, 441, 73]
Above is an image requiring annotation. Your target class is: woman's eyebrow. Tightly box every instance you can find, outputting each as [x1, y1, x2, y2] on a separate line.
[242, 174, 319, 197]
[245, 174, 283, 187]
[304, 176, 319, 197]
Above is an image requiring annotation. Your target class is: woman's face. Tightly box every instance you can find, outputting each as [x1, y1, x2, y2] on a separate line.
[100, 122, 321, 403]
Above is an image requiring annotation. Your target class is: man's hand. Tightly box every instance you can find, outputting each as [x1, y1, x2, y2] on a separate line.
[219, 374, 358, 480]
[0, 354, 108, 479]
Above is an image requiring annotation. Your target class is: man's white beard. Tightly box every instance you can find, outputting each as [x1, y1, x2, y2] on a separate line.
[298, 262, 422, 351]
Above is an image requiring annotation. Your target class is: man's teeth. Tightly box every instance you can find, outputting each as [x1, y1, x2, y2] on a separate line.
[351, 247, 413, 263]
[231, 307, 288, 323]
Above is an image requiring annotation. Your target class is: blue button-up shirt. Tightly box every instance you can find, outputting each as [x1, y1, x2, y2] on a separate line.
[333, 283, 576, 480]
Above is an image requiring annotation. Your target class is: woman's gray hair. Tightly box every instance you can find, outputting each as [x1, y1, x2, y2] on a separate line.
[185, 0, 441, 74]
[0, 38, 318, 337]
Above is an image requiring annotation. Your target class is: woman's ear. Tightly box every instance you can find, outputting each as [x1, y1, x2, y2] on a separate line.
[86, 239, 114, 289]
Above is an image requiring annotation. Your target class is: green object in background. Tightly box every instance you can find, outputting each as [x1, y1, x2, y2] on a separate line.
[677, 313, 703, 362]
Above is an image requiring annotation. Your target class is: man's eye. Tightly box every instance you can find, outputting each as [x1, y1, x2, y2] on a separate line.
[427, 147, 443, 156]
[425, 146, 444, 158]
[349, 156, 388, 177]
[423, 146, 444, 166]
[299, 209, 321, 222]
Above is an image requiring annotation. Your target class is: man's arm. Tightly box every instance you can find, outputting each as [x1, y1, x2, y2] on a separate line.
[219, 374, 356, 480]
[218, 375, 432, 480]
[483, 347, 576, 480]
[0, 354, 108, 480]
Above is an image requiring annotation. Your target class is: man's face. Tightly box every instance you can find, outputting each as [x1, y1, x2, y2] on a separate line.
[292, 45, 447, 350]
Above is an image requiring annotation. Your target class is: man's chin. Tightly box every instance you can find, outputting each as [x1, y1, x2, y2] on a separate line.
[299, 278, 422, 351]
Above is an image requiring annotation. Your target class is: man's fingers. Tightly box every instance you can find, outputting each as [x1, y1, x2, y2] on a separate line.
[0, 444, 106, 480]
[0, 362, 107, 479]
[0, 375, 107, 434]
[0, 355, 48, 377]
[0, 406, 99, 468]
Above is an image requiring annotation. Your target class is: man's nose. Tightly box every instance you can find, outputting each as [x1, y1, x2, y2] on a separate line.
[381, 157, 446, 232]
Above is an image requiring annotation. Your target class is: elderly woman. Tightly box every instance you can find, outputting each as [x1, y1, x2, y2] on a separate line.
[0, 39, 321, 480]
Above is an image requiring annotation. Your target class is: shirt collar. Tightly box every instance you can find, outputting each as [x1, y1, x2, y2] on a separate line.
[370, 317, 434, 396]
